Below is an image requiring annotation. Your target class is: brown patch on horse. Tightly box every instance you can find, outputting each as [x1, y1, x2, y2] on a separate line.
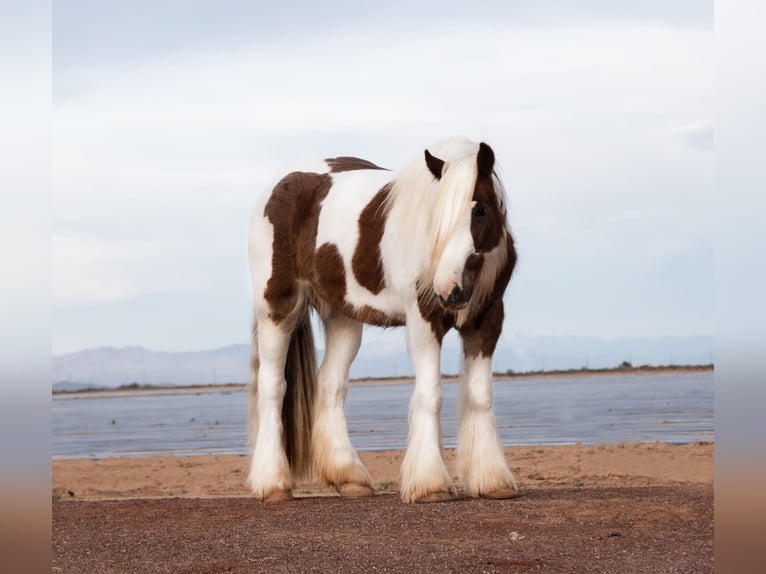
[314, 242, 347, 310]
[416, 282, 455, 343]
[461, 253, 485, 298]
[459, 297, 505, 359]
[489, 231, 517, 301]
[467, 143, 503, 253]
[355, 305, 404, 328]
[314, 242, 404, 328]
[326, 157, 387, 173]
[263, 172, 332, 323]
[352, 183, 392, 295]
[459, 232, 517, 358]
[470, 177, 503, 252]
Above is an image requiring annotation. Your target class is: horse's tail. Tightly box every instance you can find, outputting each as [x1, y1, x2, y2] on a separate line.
[282, 306, 317, 479]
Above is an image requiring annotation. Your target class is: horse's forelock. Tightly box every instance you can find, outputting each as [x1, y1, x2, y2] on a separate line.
[429, 155, 479, 263]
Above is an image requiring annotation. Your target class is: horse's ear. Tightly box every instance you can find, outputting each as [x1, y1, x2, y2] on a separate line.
[424, 149, 445, 180]
[477, 142, 495, 177]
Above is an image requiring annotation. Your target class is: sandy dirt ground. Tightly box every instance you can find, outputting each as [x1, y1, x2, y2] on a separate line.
[52, 442, 712, 500]
[52, 442, 713, 573]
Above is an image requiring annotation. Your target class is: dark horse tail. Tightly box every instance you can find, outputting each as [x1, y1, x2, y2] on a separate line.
[248, 305, 316, 480]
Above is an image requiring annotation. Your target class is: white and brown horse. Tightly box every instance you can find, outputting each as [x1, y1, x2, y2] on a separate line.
[247, 137, 518, 502]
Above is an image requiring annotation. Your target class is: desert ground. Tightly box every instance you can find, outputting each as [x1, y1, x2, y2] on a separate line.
[52, 441, 713, 573]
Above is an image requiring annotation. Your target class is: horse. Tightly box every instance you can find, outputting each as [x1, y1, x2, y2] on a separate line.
[247, 136, 518, 503]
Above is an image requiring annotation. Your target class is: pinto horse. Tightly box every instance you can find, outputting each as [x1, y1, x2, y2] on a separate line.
[247, 137, 518, 502]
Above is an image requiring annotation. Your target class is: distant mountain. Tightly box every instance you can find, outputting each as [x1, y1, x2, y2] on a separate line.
[489, 334, 714, 374]
[52, 334, 713, 388]
[52, 345, 252, 388]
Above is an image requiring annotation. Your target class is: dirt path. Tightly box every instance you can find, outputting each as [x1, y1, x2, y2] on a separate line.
[52, 442, 713, 573]
[53, 486, 712, 573]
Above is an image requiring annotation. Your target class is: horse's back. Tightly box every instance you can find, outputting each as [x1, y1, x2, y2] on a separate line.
[315, 169, 393, 248]
[251, 159, 390, 240]
[251, 162, 393, 270]
[250, 161, 403, 325]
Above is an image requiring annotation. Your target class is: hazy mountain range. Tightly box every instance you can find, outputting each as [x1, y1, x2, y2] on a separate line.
[52, 334, 713, 391]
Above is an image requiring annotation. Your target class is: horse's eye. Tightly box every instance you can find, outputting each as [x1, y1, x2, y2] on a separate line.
[473, 203, 487, 218]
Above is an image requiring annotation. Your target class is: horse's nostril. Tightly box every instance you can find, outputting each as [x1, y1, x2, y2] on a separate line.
[448, 286, 465, 305]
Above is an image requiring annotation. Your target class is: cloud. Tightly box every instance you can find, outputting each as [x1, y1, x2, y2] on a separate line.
[53, 1, 711, 78]
[52, 233, 154, 305]
[671, 120, 714, 150]
[51, 5, 714, 352]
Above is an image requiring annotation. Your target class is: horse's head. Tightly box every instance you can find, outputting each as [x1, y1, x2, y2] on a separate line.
[426, 142, 507, 311]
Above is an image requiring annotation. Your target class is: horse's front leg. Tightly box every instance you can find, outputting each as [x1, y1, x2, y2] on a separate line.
[457, 300, 519, 498]
[400, 310, 457, 503]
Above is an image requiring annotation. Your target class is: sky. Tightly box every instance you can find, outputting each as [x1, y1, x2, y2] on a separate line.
[51, 1, 714, 355]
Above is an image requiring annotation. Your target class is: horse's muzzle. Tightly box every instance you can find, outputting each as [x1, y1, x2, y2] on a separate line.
[438, 285, 473, 310]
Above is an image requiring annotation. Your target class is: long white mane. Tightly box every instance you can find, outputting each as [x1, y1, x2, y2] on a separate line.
[385, 137, 483, 285]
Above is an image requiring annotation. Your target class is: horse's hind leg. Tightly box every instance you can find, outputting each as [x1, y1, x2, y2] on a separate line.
[312, 312, 375, 496]
[247, 315, 295, 502]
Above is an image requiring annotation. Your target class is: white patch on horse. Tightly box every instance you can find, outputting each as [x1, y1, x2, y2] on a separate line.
[316, 170, 403, 318]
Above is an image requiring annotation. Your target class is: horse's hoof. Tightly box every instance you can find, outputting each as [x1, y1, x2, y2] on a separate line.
[482, 487, 521, 500]
[414, 491, 458, 503]
[336, 483, 376, 497]
[263, 488, 294, 503]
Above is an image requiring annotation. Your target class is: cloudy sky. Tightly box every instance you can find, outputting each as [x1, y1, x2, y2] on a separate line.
[51, 1, 713, 355]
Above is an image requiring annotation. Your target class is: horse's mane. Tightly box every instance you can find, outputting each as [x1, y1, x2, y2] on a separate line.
[384, 137, 488, 299]
[387, 139, 478, 247]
